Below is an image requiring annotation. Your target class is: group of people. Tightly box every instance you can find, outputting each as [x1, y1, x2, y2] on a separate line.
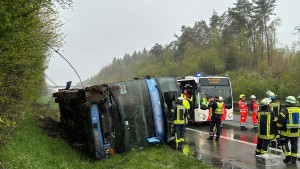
[238, 91, 300, 164]
[172, 88, 300, 164]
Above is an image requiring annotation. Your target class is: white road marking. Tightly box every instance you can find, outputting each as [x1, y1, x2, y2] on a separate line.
[187, 127, 257, 146]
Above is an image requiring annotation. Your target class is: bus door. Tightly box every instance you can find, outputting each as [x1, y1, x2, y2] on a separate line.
[177, 79, 196, 121]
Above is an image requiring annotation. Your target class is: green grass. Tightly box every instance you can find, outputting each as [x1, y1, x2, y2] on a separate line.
[0, 111, 215, 169]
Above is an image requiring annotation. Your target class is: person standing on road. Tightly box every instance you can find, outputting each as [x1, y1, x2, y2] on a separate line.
[238, 94, 248, 130]
[268, 92, 281, 149]
[276, 96, 300, 163]
[207, 96, 223, 141]
[255, 98, 275, 156]
[249, 95, 258, 132]
[172, 97, 188, 150]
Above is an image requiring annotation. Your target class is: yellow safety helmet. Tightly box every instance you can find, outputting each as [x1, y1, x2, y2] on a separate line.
[239, 94, 246, 99]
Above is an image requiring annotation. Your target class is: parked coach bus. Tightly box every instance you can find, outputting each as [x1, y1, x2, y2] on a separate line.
[177, 73, 233, 123]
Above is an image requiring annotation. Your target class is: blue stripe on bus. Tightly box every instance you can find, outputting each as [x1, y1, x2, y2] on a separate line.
[146, 78, 164, 141]
[90, 103, 104, 159]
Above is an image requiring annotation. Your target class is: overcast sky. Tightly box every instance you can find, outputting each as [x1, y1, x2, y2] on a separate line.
[46, 0, 300, 87]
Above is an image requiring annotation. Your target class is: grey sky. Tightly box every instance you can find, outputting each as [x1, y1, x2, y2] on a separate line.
[46, 0, 300, 87]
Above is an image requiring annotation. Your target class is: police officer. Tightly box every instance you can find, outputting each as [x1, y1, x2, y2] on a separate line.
[172, 97, 188, 150]
[268, 92, 281, 149]
[207, 96, 223, 141]
[255, 98, 275, 156]
[277, 96, 300, 163]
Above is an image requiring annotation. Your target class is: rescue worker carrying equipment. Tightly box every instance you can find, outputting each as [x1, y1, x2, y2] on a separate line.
[276, 96, 300, 163]
[207, 96, 223, 141]
[250, 95, 258, 132]
[172, 97, 188, 150]
[255, 98, 275, 156]
[268, 92, 281, 149]
[238, 94, 248, 130]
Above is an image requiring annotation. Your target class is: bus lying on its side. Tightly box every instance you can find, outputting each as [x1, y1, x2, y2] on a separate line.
[53, 77, 179, 159]
[177, 73, 234, 123]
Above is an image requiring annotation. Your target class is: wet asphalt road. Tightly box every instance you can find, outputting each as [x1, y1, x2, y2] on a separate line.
[184, 115, 300, 169]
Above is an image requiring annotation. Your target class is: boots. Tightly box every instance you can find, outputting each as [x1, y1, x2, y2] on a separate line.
[207, 136, 214, 140]
[215, 137, 220, 141]
[241, 126, 247, 131]
[283, 156, 292, 163]
[252, 127, 257, 133]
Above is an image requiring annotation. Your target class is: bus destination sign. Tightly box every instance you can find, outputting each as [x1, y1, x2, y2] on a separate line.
[199, 78, 229, 86]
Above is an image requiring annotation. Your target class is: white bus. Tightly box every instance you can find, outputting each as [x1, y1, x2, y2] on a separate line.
[177, 73, 233, 123]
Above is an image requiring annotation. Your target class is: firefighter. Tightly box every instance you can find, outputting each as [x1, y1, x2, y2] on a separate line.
[238, 94, 248, 130]
[249, 95, 258, 132]
[207, 96, 223, 141]
[173, 97, 188, 150]
[255, 98, 275, 156]
[181, 89, 192, 118]
[276, 96, 300, 163]
[268, 92, 281, 149]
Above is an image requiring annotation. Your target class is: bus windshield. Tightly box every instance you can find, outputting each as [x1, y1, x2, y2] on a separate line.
[200, 86, 232, 106]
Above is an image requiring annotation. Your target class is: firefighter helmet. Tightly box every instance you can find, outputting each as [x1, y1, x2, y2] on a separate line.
[176, 97, 184, 104]
[269, 92, 276, 99]
[286, 96, 296, 104]
[266, 90, 272, 96]
[261, 98, 271, 106]
[239, 94, 246, 99]
[250, 95, 256, 99]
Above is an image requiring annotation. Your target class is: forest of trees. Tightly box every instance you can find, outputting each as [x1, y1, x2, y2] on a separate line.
[0, 0, 72, 142]
[83, 0, 300, 101]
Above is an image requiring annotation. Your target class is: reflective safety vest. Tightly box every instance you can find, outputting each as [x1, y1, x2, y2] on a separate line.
[216, 102, 223, 115]
[270, 101, 280, 118]
[174, 105, 186, 125]
[238, 100, 248, 114]
[182, 100, 190, 110]
[257, 111, 275, 140]
[286, 107, 300, 129]
[251, 100, 258, 113]
[276, 106, 300, 137]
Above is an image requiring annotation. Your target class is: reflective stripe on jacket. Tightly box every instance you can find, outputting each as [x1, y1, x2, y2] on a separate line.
[257, 110, 275, 140]
[276, 106, 300, 137]
[174, 105, 186, 125]
[238, 100, 248, 114]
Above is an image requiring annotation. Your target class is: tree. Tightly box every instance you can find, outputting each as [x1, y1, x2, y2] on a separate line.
[252, 0, 277, 65]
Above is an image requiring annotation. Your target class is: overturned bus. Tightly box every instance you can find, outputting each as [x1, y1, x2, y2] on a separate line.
[53, 77, 179, 159]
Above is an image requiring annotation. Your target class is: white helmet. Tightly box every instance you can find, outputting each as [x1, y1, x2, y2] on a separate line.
[250, 95, 256, 99]
[177, 97, 184, 101]
[266, 90, 272, 96]
[286, 96, 296, 104]
[219, 96, 223, 101]
[261, 98, 271, 106]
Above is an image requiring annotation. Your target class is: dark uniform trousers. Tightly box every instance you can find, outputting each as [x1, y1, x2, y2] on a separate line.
[209, 114, 222, 139]
[256, 139, 271, 154]
[280, 135, 299, 161]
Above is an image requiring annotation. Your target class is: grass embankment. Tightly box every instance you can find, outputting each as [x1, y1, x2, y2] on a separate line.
[0, 96, 215, 169]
